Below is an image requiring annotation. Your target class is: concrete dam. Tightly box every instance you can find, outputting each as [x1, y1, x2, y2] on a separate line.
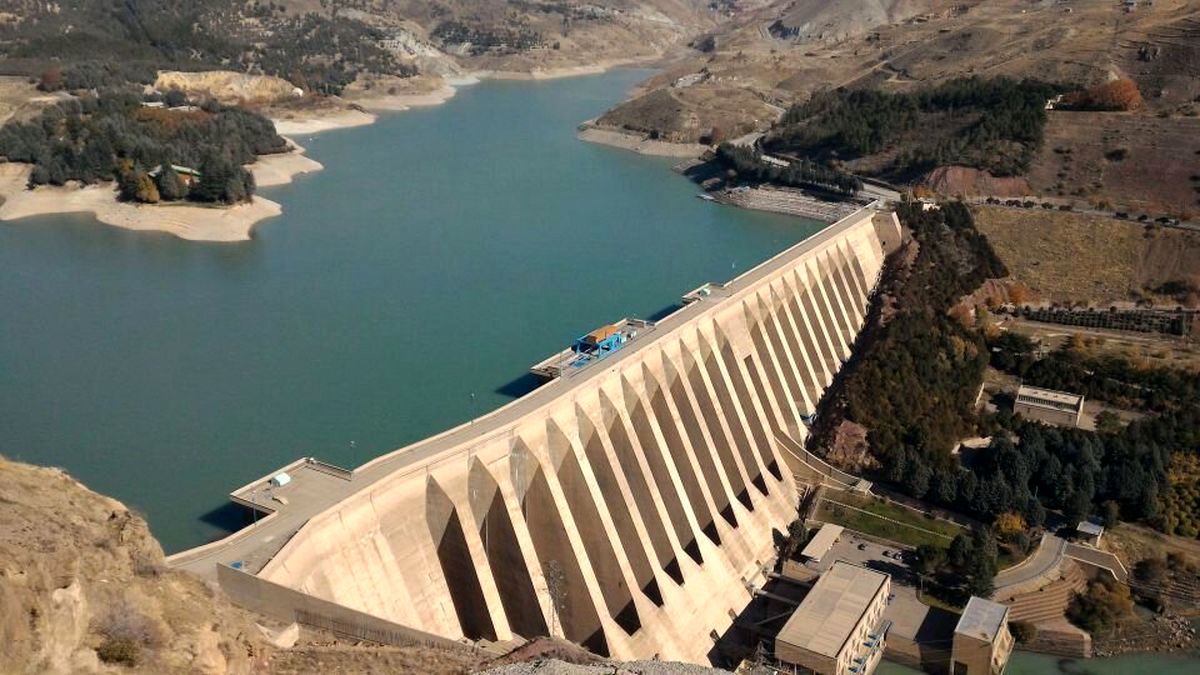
[170, 206, 902, 663]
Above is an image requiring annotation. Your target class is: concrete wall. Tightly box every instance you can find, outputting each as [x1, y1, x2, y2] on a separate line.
[254, 208, 901, 663]
[217, 563, 478, 654]
[1012, 403, 1080, 428]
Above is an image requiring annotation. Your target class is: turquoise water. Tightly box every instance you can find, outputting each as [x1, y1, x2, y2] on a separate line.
[878, 650, 1200, 674]
[0, 69, 820, 552]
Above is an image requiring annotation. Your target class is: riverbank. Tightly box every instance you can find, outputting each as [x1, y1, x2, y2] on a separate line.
[270, 80, 460, 135]
[576, 120, 709, 158]
[477, 57, 654, 81]
[252, 140, 324, 188]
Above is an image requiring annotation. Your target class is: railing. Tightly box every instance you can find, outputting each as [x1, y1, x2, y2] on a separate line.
[304, 457, 354, 480]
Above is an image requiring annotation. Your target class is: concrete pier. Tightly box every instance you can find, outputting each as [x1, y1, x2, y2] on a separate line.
[167, 205, 902, 662]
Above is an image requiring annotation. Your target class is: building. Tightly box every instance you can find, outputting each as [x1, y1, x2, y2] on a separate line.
[775, 562, 891, 675]
[148, 164, 203, 187]
[1076, 520, 1105, 546]
[800, 523, 845, 565]
[951, 597, 1014, 675]
[1013, 384, 1084, 427]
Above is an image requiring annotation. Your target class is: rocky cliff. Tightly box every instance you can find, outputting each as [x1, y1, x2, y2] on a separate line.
[0, 457, 272, 674]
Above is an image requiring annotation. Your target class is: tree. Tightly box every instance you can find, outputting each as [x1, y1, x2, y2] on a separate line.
[995, 512, 1027, 539]
[192, 154, 235, 203]
[1067, 577, 1134, 633]
[913, 544, 946, 579]
[163, 88, 188, 108]
[117, 168, 159, 204]
[1101, 500, 1121, 528]
[1009, 621, 1038, 643]
[948, 534, 973, 570]
[37, 67, 64, 92]
[1095, 411, 1122, 434]
[155, 164, 188, 201]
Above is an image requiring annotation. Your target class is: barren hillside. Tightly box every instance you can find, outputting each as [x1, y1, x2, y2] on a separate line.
[597, 0, 1199, 138]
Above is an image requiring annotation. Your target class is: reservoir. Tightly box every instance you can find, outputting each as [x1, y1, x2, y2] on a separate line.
[0, 69, 819, 552]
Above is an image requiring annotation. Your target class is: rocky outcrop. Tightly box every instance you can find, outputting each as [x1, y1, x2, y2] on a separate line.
[154, 71, 302, 105]
[922, 166, 1032, 199]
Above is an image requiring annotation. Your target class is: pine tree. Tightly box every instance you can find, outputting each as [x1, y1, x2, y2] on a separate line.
[156, 164, 187, 201]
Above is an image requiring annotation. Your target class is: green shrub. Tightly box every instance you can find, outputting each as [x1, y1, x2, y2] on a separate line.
[97, 637, 140, 666]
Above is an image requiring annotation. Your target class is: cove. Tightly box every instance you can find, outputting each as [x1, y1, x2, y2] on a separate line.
[0, 69, 820, 552]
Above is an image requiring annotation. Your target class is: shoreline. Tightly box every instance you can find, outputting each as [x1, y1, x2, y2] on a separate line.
[0, 139, 326, 242]
[575, 120, 709, 158]
[0, 163, 283, 242]
[0, 61, 660, 242]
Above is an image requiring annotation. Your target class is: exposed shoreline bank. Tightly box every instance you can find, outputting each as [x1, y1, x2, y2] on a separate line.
[0, 138, 325, 241]
[0, 163, 283, 242]
[575, 120, 709, 158]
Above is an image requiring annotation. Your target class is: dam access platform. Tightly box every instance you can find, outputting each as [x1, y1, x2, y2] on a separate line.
[166, 204, 904, 663]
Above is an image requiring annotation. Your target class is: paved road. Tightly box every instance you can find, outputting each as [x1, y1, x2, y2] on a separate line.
[167, 207, 876, 581]
[993, 534, 1067, 600]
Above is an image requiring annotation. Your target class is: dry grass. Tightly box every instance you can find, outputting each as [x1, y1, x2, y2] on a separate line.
[974, 205, 1200, 305]
[1104, 522, 1200, 571]
[1027, 112, 1200, 217]
[973, 206, 1144, 303]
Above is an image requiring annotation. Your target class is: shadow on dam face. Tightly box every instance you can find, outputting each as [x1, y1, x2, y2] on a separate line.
[600, 389, 686, 586]
[577, 404, 665, 608]
[470, 460, 549, 639]
[549, 419, 642, 635]
[520, 460, 610, 656]
[427, 479, 497, 641]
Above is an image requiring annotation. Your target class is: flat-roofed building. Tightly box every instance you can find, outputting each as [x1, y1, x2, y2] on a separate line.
[800, 523, 845, 564]
[1013, 384, 1084, 427]
[775, 561, 891, 675]
[1076, 520, 1105, 546]
[951, 597, 1014, 675]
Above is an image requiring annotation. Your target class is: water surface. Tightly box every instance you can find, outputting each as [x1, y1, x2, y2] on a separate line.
[0, 69, 820, 551]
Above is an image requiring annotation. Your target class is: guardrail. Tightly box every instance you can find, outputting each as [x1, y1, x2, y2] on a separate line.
[304, 457, 354, 480]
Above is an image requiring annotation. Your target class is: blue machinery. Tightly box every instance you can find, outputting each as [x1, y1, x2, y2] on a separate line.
[573, 324, 628, 356]
[529, 318, 652, 380]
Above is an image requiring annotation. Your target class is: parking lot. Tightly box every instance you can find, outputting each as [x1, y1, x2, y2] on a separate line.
[809, 530, 956, 643]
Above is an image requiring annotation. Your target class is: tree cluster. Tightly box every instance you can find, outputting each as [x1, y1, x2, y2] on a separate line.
[815, 200, 1199, 540]
[1067, 576, 1134, 634]
[1, 1, 412, 96]
[989, 332, 1200, 413]
[769, 77, 1061, 178]
[0, 93, 282, 205]
[714, 143, 862, 196]
[913, 529, 998, 606]
[813, 201, 1006, 502]
[965, 421, 1168, 529]
[431, 20, 543, 55]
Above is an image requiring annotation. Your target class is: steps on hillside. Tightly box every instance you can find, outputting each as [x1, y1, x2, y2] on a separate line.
[1007, 560, 1088, 624]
